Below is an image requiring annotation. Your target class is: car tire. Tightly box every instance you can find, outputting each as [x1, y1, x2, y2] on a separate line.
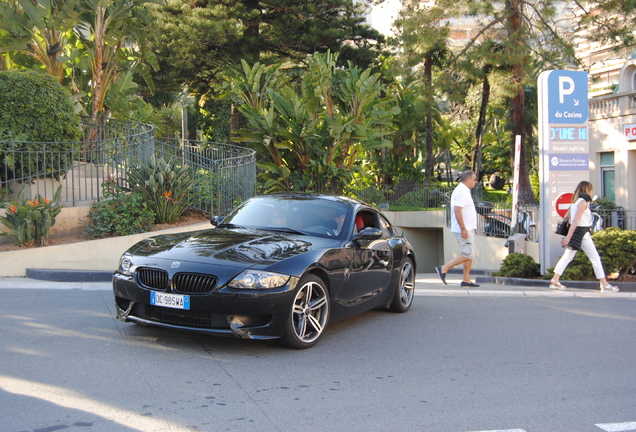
[388, 257, 415, 313]
[281, 274, 330, 349]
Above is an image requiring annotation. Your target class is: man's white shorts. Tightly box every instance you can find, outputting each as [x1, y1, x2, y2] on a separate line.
[453, 230, 475, 259]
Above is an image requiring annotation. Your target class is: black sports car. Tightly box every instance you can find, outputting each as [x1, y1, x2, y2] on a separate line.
[113, 193, 416, 348]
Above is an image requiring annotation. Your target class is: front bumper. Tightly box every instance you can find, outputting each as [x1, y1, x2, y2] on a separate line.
[113, 272, 298, 340]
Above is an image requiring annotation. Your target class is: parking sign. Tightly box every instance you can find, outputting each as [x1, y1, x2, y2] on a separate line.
[546, 71, 588, 124]
[538, 70, 589, 273]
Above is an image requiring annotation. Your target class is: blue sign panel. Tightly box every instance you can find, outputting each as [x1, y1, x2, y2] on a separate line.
[550, 127, 587, 141]
[547, 71, 588, 124]
[548, 153, 589, 170]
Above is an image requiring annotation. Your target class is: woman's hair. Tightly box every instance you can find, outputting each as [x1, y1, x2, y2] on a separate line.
[572, 181, 593, 202]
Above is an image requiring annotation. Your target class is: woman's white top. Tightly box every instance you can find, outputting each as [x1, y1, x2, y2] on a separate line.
[572, 197, 591, 227]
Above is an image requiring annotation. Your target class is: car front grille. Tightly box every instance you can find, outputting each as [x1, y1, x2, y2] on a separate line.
[137, 268, 169, 290]
[136, 268, 218, 294]
[173, 273, 217, 294]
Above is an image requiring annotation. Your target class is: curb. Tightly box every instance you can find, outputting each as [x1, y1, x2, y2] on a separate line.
[443, 268, 636, 292]
[475, 276, 636, 292]
[26, 268, 113, 283]
[23, 268, 636, 292]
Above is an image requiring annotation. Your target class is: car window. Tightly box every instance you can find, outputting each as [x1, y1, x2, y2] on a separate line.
[378, 214, 396, 236]
[222, 196, 351, 238]
[354, 211, 378, 232]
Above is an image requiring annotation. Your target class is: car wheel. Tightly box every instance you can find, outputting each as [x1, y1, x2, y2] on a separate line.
[388, 257, 415, 312]
[281, 274, 330, 349]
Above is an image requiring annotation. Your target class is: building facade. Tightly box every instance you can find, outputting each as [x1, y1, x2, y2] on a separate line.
[588, 58, 636, 213]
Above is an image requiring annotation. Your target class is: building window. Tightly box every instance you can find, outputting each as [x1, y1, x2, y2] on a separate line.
[632, 70, 636, 91]
[600, 152, 615, 202]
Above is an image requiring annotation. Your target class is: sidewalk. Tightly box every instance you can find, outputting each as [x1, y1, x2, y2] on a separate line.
[1, 271, 634, 297]
[416, 273, 636, 298]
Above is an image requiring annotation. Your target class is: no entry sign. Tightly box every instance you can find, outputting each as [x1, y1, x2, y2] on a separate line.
[555, 193, 573, 218]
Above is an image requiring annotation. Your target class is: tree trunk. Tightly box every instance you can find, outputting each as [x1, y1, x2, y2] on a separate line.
[90, 6, 106, 120]
[424, 56, 435, 184]
[507, 0, 537, 206]
[444, 148, 453, 183]
[471, 68, 490, 182]
[230, 104, 241, 140]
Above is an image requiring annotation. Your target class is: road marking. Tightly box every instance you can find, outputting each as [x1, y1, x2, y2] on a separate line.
[465, 429, 527, 432]
[596, 422, 636, 431]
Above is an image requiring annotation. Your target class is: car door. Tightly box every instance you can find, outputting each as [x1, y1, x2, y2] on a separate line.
[339, 210, 393, 306]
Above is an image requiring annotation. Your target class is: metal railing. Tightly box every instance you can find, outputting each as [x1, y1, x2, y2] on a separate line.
[593, 208, 636, 231]
[0, 119, 256, 215]
[346, 182, 456, 210]
[157, 139, 256, 214]
[451, 199, 635, 242]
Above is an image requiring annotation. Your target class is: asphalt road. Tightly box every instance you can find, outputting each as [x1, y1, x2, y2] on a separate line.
[0, 282, 635, 432]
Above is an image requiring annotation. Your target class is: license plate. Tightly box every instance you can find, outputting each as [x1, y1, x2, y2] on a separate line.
[150, 292, 190, 310]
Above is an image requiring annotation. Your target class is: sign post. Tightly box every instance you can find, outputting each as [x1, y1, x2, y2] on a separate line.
[509, 135, 522, 234]
[538, 70, 589, 274]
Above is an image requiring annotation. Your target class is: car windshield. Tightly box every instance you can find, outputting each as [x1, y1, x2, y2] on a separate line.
[220, 196, 351, 238]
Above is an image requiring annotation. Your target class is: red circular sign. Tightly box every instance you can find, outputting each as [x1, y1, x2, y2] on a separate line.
[555, 193, 573, 218]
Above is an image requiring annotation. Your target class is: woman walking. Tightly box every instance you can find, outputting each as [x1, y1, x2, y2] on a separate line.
[550, 181, 619, 292]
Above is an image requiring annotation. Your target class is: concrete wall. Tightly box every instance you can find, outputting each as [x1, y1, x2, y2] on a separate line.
[0, 208, 541, 277]
[383, 211, 444, 273]
[384, 210, 540, 273]
[0, 222, 210, 277]
[441, 228, 540, 273]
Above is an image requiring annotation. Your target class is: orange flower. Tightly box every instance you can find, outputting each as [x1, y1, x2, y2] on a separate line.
[163, 191, 172, 198]
[28, 199, 38, 206]
[44, 198, 51, 205]
[9, 205, 16, 213]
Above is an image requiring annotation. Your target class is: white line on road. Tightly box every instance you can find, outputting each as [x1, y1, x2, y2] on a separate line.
[596, 422, 636, 431]
[465, 429, 527, 432]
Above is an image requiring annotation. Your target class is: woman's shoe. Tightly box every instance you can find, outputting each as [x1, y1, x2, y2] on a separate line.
[549, 280, 567, 290]
[600, 283, 619, 292]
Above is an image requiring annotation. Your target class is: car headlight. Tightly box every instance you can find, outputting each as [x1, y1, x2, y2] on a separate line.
[119, 255, 133, 276]
[228, 270, 290, 289]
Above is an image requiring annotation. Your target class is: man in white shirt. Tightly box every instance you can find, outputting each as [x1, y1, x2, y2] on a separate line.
[436, 170, 480, 287]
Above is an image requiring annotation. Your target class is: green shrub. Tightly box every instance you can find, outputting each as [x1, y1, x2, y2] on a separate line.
[0, 186, 63, 246]
[393, 188, 445, 209]
[544, 228, 636, 281]
[492, 252, 540, 278]
[0, 71, 81, 182]
[125, 155, 196, 224]
[593, 196, 616, 210]
[85, 180, 155, 239]
[350, 186, 385, 206]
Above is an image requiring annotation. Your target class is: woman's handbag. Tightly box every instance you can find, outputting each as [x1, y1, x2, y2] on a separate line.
[555, 217, 570, 236]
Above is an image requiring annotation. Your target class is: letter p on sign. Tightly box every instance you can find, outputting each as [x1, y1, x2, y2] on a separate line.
[559, 76, 575, 103]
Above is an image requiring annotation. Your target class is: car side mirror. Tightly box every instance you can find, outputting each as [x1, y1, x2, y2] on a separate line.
[210, 216, 224, 226]
[354, 227, 382, 241]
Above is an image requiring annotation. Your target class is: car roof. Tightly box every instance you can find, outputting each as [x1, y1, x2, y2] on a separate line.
[253, 193, 368, 209]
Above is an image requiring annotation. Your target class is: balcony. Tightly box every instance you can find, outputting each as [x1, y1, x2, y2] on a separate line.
[589, 90, 636, 120]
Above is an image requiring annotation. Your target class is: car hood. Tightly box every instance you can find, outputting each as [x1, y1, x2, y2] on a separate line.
[127, 228, 316, 267]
